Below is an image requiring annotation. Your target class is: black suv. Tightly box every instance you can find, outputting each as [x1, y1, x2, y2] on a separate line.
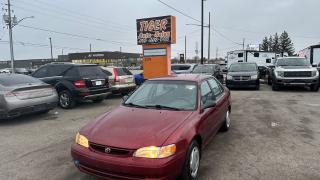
[32, 63, 111, 109]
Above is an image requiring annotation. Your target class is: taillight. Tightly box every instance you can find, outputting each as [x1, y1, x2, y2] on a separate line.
[113, 68, 119, 82]
[74, 80, 86, 88]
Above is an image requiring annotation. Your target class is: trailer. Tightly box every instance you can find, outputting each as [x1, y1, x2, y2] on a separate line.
[226, 50, 287, 78]
[298, 44, 320, 68]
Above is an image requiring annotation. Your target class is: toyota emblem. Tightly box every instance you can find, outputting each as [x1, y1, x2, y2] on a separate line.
[105, 147, 111, 154]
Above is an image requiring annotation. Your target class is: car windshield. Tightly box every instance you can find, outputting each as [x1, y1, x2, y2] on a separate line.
[171, 65, 191, 71]
[229, 63, 257, 72]
[192, 65, 215, 74]
[124, 80, 197, 111]
[276, 58, 310, 66]
[116, 68, 132, 76]
[0, 74, 42, 87]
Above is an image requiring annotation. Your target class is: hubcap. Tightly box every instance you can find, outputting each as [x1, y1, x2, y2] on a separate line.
[189, 146, 200, 178]
[60, 93, 70, 107]
[226, 111, 231, 128]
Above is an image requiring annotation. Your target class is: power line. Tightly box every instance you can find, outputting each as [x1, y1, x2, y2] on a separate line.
[14, 0, 133, 30]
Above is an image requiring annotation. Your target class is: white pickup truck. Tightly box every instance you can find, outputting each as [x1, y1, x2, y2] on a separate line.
[269, 57, 319, 91]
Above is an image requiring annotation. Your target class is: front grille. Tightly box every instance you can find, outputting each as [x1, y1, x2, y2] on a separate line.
[233, 76, 251, 81]
[89, 142, 133, 156]
[284, 71, 311, 77]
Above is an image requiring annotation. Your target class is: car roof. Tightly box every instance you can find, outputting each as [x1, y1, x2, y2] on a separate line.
[48, 63, 97, 66]
[230, 62, 257, 65]
[149, 74, 211, 83]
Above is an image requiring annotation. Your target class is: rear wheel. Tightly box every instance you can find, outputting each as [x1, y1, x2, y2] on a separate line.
[59, 90, 75, 109]
[180, 141, 201, 180]
[310, 84, 319, 92]
[267, 75, 272, 85]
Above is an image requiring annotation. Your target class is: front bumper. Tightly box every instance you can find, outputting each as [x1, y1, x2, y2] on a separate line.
[71, 144, 185, 180]
[274, 77, 319, 86]
[226, 79, 259, 88]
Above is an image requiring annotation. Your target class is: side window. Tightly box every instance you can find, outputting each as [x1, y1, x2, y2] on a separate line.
[48, 65, 71, 76]
[33, 66, 48, 78]
[65, 67, 79, 77]
[200, 81, 213, 106]
[207, 78, 223, 97]
[238, 53, 243, 58]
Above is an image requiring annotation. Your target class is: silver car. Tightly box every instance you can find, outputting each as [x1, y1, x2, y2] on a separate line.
[101, 67, 136, 95]
[171, 64, 197, 74]
[0, 74, 58, 119]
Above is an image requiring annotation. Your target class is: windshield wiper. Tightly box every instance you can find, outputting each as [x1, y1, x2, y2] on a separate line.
[146, 104, 182, 111]
[124, 102, 148, 109]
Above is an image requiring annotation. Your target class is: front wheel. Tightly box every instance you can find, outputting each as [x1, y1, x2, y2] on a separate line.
[310, 84, 319, 92]
[272, 82, 280, 91]
[220, 110, 231, 132]
[180, 141, 201, 180]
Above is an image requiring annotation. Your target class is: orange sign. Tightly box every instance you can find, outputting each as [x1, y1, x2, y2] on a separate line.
[136, 16, 176, 79]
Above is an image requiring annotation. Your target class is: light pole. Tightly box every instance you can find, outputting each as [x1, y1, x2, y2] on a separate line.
[201, 0, 204, 64]
[49, 37, 53, 60]
[3, 0, 34, 73]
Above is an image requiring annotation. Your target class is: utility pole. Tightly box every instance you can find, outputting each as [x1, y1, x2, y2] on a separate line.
[6, 0, 15, 73]
[242, 38, 245, 50]
[62, 49, 64, 55]
[49, 37, 53, 60]
[184, 35, 187, 62]
[201, 0, 204, 64]
[89, 43, 92, 52]
[208, 12, 211, 61]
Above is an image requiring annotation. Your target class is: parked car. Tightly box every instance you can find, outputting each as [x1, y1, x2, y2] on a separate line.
[0, 69, 11, 74]
[134, 73, 144, 86]
[171, 64, 197, 74]
[226, 62, 260, 90]
[101, 66, 136, 95]
[0, 74, 58, 120]
[192, 64, 224, 83]
[32, 63, 110, 109]
[268, 57, 319, 91]
[71, 74, 231, 180]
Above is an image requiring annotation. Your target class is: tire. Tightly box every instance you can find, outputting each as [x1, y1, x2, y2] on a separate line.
[310, 84, 319, 92]
[272, 82, 279, 91]
[180, 141, 201, 180]
[255, 82, 260, 90]
[59, 90, 75, 109]
[92, 98, 104, 103]
[267, 76, 272, 85]
[220, 110, 231, 132]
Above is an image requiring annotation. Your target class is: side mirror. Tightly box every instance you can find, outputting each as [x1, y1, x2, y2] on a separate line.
[122, 95, 129, 102]
[202, 100, 216, 110]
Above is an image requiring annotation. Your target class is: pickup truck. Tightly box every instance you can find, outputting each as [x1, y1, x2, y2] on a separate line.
[268, 57, 319, 91]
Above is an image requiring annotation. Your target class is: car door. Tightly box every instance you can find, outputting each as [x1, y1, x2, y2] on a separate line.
[199, 80, 220, 144]
[207, 78, 227, 126]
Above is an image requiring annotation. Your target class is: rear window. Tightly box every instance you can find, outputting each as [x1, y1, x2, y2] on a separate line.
[0, 74, 42, 87]
[116, 68, 132, 76]
[171, 65, 191, 71]
[78, 66, 107, 78]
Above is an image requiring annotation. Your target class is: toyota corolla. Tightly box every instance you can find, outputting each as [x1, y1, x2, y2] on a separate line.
[71, 74, 231, 180]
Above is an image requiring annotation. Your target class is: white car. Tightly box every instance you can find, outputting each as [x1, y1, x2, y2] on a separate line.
[0, 69, 11, 74]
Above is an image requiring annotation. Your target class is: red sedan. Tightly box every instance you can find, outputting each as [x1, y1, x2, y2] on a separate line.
[71, 74, 231, 180]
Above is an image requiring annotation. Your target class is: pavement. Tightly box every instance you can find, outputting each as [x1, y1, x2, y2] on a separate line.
[0, 84, 320, 180]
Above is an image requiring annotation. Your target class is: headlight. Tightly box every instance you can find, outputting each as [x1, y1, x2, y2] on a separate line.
[276, 71, 284, 77]
[75, 133, 89, 148]
[133, 144, 176, 158]
[251, 75, 258, 80]
[312, 70, 319, 77]
[226, 75, 233, 80]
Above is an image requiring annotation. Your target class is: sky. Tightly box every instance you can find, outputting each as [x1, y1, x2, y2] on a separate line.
[0, 0, 320, 60]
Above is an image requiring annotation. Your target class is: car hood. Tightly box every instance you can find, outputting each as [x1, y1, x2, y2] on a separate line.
[276, 66, 316, 71]
[83, 106, 193, 149]
[228, 71, 257, 76]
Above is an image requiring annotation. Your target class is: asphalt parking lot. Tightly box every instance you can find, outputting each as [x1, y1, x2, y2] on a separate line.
[0, 84, 320, 180]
